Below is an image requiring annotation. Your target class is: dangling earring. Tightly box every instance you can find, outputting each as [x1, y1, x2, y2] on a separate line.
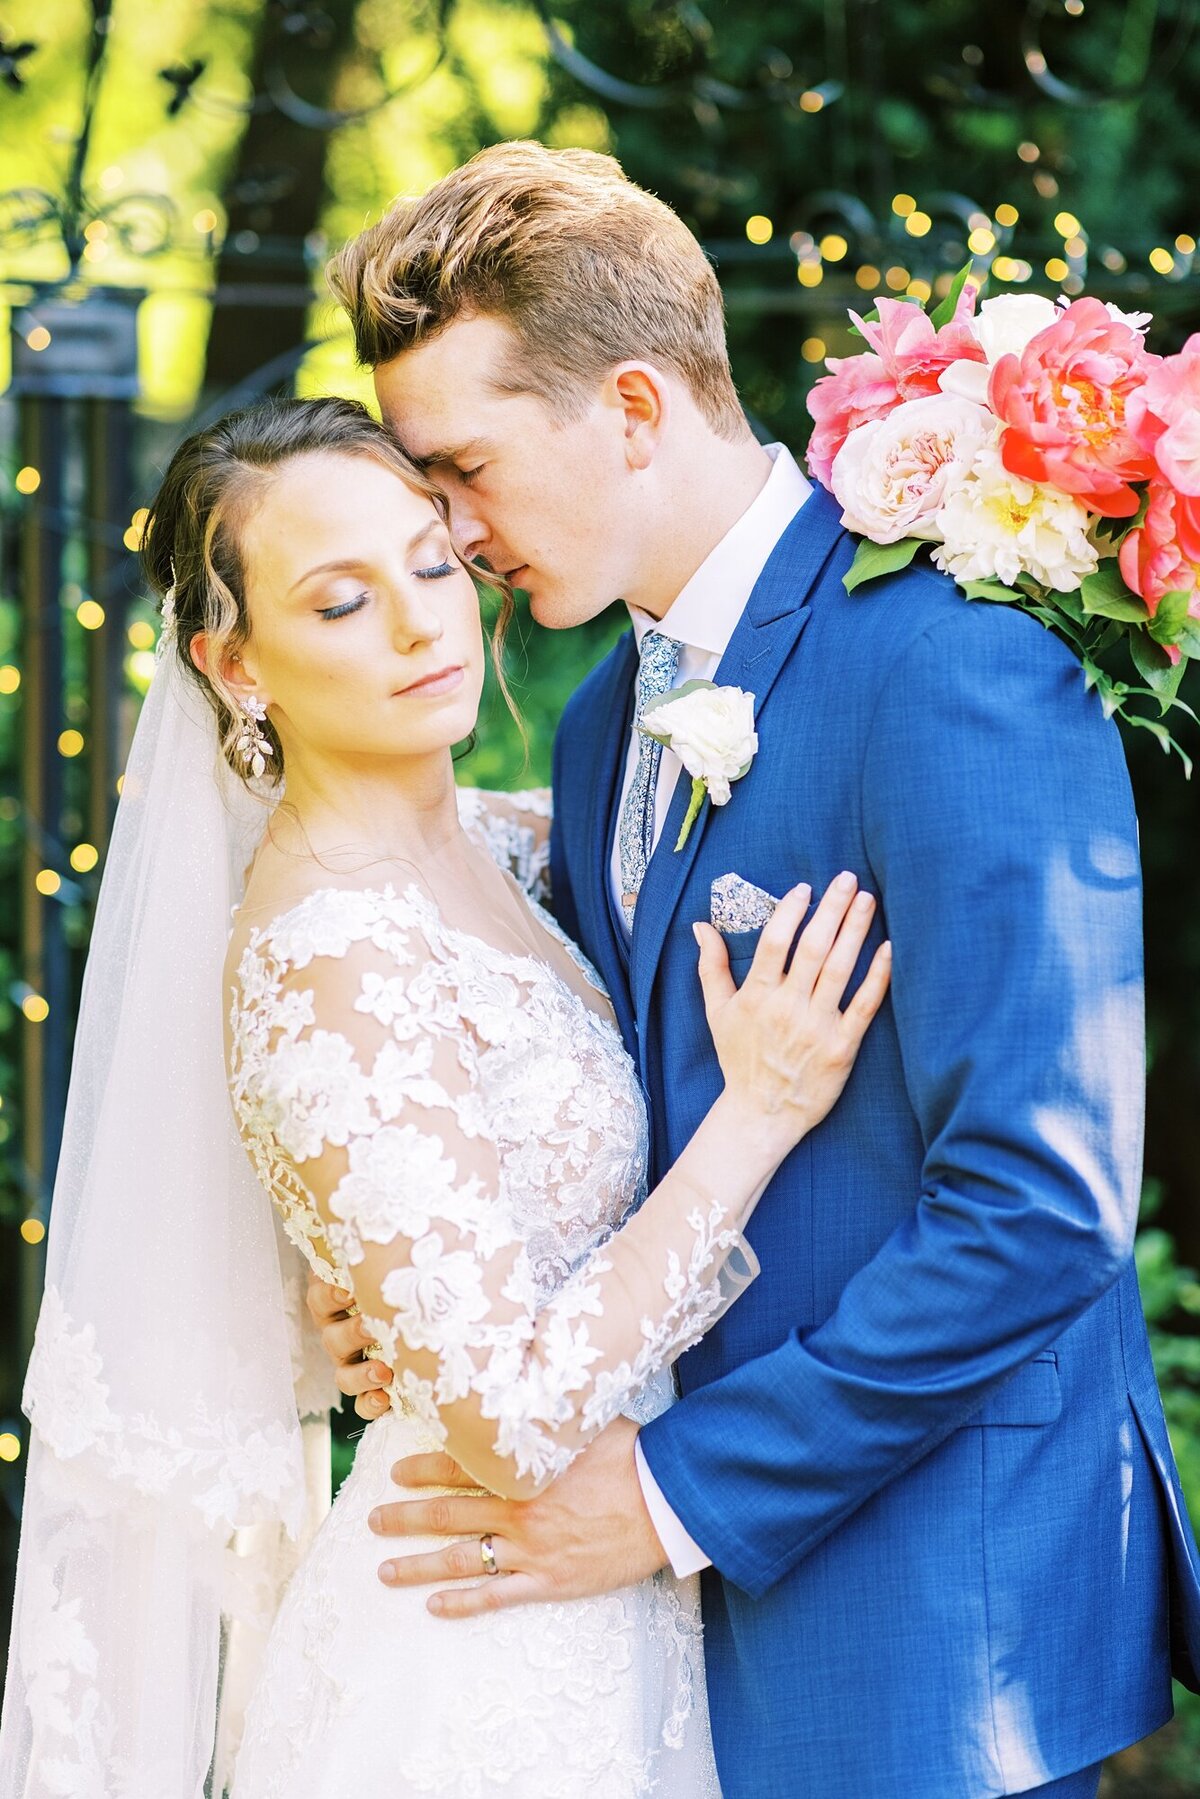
[235, 694, 274, 778]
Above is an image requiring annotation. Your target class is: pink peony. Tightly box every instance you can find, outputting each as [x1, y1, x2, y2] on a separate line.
[806, 289, 986, 488]
[806, 353, 900, 488]
[1118, 479, 1200, 621]
[988, 297, 1159, 517]
[1126, 334, 1200, 496]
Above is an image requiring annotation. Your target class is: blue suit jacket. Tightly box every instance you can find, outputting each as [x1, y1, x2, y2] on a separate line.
[550, 487, 1200, 1799]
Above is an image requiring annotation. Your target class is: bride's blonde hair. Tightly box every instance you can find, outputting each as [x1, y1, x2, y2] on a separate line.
[140, 395, 517, 787]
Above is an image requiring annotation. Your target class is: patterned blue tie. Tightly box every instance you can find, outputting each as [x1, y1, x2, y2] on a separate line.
[619, 630, 682, 927]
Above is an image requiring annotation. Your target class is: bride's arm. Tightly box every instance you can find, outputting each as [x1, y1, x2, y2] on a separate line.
[241, 881, 888, 1501]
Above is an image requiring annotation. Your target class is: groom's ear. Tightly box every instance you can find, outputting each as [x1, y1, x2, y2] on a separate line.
[608, 362, 668, 471]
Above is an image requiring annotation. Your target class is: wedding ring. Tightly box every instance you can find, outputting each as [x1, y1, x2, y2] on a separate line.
[479, 1533, 500, 1577]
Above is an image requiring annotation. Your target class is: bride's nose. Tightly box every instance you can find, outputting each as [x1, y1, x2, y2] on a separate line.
[389, 583, 444, 654]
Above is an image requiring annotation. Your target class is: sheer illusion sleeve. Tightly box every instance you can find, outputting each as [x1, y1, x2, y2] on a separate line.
[230, 888, 755, 1500]
[455, 786, 552, 903]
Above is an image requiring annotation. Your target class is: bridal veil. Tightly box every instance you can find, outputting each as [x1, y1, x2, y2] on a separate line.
[0, 626, 335, 1796]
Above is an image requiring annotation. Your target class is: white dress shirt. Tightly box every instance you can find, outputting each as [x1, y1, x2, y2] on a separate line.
[613, 443, 812, 1576]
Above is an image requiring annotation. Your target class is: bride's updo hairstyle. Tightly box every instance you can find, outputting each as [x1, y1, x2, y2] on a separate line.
[140, 395, 514, 786]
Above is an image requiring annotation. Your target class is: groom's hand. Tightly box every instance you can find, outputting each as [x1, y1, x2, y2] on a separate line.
[367, 1417, 670, 1618]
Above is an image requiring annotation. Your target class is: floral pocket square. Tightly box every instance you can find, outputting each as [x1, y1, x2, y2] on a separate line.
[710, 873, 780, 936]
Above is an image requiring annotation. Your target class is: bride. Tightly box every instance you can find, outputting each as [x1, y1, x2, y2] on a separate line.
[0, 395, 889, 1798]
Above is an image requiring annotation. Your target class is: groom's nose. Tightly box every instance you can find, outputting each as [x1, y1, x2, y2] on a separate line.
[446, 491, 489, 565]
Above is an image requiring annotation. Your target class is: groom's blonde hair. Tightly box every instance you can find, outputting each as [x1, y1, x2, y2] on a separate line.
[328, 141, 746, 440]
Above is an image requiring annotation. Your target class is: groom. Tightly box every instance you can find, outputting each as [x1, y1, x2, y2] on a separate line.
[311, 142, 1200, 1797]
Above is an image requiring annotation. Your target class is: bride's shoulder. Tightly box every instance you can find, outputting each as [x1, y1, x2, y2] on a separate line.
[456, 784, 552, 903]
[228, 879, 445, 993]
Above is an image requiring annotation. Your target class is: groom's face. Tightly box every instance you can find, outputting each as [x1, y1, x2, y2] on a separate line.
[374, 315, 644, 630]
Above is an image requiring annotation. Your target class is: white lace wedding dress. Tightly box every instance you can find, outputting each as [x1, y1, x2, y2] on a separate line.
[223, 791, 727, 1798]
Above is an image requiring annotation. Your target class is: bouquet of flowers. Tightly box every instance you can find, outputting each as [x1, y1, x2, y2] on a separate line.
[805, 269, 1200, 772]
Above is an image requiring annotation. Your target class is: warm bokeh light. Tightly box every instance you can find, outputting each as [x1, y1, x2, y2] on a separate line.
[0, 666, 20, 694]
[995, 203, 1020, 228]
[19, 1220, 45, 1246]
[745, 215, 773, 245]
[819, 233, 848, 261]
[855, 264, 881, 289]
[22, 994, 49, 1024]
[906, 277, 933, 301]
[891, 193, 916, 217]
[71, 842, 100, 873]
[128, 620, 157, 650]
[801, 337, 827, 363]
[1044, 257, 1070, 282]
[58, 729, 85, 758]
[796, 260, 823, 287]
[193, 208, 218, 233]
[0, 1433, 21, 1461]
[967, 228, 995, 255]
[77, 600, 106, 631]
[15, 467, 40, 495]
[1054, 210, 1082, 238]
[26, 326, 51, 352]
[35, 869, 62, 897]
[798, 89, 824, 112]
[1017, 141, 1040, 162]
[1149, 246, 1175, 275]
[885, 265, 910, 290]
[1176, 233, 1197, 255]
[904, 211, 932, 238]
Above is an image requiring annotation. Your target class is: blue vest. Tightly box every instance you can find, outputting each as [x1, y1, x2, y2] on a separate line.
[550, 487, 1200, 1798]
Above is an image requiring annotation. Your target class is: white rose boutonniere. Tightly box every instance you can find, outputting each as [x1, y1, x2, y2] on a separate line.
[639, 679, 759, 851]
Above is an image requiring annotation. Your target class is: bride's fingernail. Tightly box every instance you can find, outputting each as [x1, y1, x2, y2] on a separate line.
[428, 1595, 444, 1616]
[369, 1509, 382, 1531]
[379, 1561, 397, 1585]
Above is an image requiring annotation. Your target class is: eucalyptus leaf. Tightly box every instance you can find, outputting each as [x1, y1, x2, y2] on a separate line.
[843, 536, 922, 594]
[959, 578, 1018, 603]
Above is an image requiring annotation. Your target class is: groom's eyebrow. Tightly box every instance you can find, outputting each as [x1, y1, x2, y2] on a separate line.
[410, 436, 491, 470]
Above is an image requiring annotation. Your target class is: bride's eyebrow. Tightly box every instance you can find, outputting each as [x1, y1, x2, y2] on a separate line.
[287, 521, 445, 595]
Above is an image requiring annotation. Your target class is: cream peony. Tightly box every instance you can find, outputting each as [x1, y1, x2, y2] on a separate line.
[830, 394, 995, 544]
[931, 439, 1100, 591]
[642, 683, 757, 808]
[940, 295, 1060, 403]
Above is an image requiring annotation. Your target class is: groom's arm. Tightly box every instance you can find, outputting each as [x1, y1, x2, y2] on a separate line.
[637, 604, 1144, 1596]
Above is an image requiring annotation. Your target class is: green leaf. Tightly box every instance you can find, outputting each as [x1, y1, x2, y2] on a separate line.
[1083, 661, 1121, 718]
[1045, 585, 1087, 626]
[1147, 589, 1192, 646]
[1176, 617, 1200, 660]
[929, 260, 982, 329]
[1080, 563, 1150, 624]
[1130, 632, 1186, 713]
[843, 536, 922, 593]
[959, 578, 1019, 603]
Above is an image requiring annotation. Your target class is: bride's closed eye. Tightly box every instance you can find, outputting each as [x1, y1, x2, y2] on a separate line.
[318, 593, 369, 621]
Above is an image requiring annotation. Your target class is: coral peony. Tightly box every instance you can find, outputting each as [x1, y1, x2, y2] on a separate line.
[830, 394, 995, 543]
[988, 297, 1159, 517]
[1118, 479, 1200, 616]
[1126, 334, 1200, 497]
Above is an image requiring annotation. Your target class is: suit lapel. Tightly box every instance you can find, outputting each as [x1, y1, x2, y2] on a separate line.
[576, 630, 638, 1022]
[631, 487, 847, 1037]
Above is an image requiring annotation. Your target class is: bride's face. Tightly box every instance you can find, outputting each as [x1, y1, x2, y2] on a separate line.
[234, 450, 485, 765]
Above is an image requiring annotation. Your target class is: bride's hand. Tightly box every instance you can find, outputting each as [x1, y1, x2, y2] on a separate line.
[695, 872, 891, 1156]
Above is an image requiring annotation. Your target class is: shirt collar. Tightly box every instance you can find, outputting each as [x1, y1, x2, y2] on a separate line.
[626, 443, 812, 658]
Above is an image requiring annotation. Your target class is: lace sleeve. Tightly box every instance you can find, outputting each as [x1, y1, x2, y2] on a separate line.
[456, 785, 552, 903]
[230, 892, 755, 1500]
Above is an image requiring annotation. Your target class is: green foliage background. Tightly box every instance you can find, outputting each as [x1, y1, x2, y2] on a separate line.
[1, 3, 1199, 1788]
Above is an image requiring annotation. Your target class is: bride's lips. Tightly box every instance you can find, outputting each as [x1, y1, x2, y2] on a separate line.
[394, 665, 465, 698]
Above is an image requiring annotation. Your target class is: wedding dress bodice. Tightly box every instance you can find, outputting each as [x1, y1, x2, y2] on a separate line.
[227, 789, 746, 1498]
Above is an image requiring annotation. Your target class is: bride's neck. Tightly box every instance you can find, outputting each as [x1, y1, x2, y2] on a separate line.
[269, 746, 462, 865]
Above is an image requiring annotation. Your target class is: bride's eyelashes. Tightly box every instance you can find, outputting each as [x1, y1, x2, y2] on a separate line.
[316, 562, 457, 619]
[318, 593, 368, 621]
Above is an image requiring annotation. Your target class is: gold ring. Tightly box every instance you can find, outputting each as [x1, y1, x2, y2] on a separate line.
[479, 1533, 500, 1577]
